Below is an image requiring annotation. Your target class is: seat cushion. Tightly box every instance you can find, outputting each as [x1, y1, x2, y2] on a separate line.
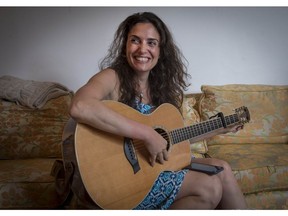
[208, 143, 288, 194]
[0, 158, 64, 209]
[245, 191, 288, 209]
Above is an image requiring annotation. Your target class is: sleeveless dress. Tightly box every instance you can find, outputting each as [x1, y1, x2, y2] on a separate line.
[132, 98, 189, 210]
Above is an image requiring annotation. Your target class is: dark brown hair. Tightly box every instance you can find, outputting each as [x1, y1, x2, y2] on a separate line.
[100, 12, 190, 110]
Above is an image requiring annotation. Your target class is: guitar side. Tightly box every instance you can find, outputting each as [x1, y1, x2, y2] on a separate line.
[74, 101, 191, 209]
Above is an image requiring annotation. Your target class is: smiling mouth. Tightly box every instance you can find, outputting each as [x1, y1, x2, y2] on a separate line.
[135, 56, 150, 63]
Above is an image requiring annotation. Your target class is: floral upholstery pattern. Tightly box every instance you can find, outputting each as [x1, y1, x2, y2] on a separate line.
[0, 94, 72, 209]
[199, 84, 288, 209]
[0, 95, 72, 159]
[208, 143, 288, 196]
[199, 84, 288, 145]
[245, 191, 288, 209]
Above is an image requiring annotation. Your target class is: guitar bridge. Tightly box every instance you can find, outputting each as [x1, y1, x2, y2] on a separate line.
[123, 137, 140, 174]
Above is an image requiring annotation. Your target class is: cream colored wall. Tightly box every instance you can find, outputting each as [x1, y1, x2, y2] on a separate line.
[0, 7, 287, 93]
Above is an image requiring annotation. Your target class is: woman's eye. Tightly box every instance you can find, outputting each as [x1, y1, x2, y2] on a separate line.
[148, 40, 158, 47]
[131, 38, 140, 44]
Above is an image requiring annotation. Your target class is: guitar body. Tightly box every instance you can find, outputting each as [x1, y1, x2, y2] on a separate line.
[74, 101, 191, 209]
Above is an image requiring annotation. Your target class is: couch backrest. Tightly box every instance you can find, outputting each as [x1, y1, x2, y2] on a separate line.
[0, 94, 72, 159]
[199, 84, 288, 146]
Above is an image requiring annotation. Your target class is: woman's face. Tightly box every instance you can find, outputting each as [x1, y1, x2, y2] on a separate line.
[126, 22, 160, 75]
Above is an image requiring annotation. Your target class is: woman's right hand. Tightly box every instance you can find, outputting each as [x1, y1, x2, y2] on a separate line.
[143, 128, 169, 167]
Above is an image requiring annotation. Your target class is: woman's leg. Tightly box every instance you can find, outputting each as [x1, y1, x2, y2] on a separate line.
[192, 158, 247, 209]
[170, 158, 247, 209]
[169, 170, 223, 209]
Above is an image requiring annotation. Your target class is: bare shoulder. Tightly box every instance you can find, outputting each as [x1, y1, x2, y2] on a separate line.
[89, 68, 117, 84]
[75, 68, 119, 100]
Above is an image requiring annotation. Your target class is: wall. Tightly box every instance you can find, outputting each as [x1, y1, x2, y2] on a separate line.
[0, 7, 287, 93]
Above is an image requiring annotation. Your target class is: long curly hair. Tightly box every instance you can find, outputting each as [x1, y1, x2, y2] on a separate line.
[99, 12, 190, 110]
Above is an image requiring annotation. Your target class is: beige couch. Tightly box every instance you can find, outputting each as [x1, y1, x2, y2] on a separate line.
[1, 83, 287, 209]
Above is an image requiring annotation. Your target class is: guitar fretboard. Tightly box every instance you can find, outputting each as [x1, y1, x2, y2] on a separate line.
[170, 113, 239, 144]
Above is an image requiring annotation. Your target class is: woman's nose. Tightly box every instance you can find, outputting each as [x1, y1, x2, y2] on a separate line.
[139, 42, 148, 53]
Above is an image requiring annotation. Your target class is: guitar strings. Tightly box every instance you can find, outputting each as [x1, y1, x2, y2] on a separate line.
[130, 113, 243, 152]
[132, 132, 170, 151]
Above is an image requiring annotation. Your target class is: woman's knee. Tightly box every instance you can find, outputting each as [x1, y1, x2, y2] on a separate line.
[191, 158, 232, 171]
[218, 159, 232, 171]
[201, 175, 223, 208]
[205, 158, 231, 170]
[205, 158, 233, 177]
[181, 172, 223, 209]
[213, 159, 235, 178]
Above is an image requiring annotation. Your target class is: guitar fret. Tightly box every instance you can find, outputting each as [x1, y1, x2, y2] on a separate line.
[227, 115, 232, 125]
[225, 114, 239, 126]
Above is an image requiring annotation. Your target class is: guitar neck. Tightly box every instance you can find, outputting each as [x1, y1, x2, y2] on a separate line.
[170, 113, 239, 144]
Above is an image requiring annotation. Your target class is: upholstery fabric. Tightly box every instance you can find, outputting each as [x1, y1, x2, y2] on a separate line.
[245, 191, 288, 209]
[199, 84, 288, 145]
[208, 144, 288, 193]
[0, 94, 72, 159]
[0, 159, 63, 209]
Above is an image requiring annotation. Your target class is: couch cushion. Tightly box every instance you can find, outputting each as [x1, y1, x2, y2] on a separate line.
[0, 94, 72, 159]
[200, 84, 288, 145]
[0, 158, 65, 209]
[208, 143, 288, 170]
[208, 143, 288, 206]
[182, 94, 208, 154]
[245, 191, 288, 209]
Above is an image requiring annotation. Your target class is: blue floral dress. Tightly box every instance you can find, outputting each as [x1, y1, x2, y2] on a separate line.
[132, 98, 188, 210]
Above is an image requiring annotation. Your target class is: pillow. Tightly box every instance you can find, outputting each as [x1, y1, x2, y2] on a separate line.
[182, 94, 208, 154]
[199, 84, 288, 145]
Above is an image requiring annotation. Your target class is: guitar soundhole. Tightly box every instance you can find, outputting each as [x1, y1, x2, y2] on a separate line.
[154, 128, 170, 151]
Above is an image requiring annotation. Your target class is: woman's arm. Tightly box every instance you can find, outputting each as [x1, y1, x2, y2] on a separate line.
[69, 69, 168, 166]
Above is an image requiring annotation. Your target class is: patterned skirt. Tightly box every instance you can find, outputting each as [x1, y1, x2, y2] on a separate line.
[133, 169, 188, 210]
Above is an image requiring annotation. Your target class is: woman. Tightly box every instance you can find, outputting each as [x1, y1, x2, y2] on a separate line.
[69, 12, 247, 209]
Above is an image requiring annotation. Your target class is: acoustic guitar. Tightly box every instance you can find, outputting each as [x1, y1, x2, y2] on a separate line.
[73, 101, 250, 209]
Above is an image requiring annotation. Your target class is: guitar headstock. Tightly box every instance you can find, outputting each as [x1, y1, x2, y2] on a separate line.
[235, 106, 250, 124]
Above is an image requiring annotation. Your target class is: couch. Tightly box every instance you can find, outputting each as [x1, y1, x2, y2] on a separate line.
[0, 94, 72, 209]
[1, 84, 287, 209]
